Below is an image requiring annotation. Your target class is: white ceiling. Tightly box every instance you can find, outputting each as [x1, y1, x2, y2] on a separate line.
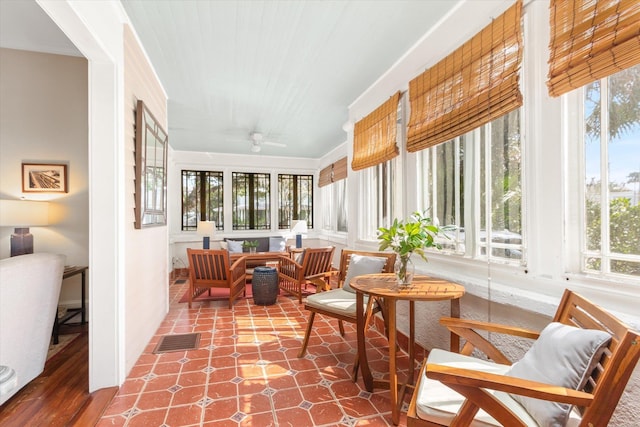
[0, 0, 81, 57]
[1, 0, 460, 159]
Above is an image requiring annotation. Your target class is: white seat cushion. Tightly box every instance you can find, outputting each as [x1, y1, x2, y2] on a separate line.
[415, 349, 538, 427]
[305, 288, 368, 318]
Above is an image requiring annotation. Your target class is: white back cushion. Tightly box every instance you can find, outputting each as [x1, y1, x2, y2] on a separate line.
[269, 236, 286, 252]
[227, 240, 244, 253]
[506, 322, 611, 426]
[342, 254, 387, 293]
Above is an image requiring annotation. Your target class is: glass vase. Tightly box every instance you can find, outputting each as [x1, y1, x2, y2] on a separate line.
[394, 254, 414, 285]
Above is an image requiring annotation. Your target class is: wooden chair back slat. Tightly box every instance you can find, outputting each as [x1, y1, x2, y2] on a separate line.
[187, 249, 245, 309]
[302, 247, 335, 278]
[338, 249, 396, 286]
[407, 289, 639, 427]
[297, 249, 397, 359]
[552, 290, 640, 425]
[278, 247, 335, 303]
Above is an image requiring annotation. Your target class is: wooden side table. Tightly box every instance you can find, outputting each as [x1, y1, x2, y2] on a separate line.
[350, 273, 465, 425]
[52, 266, 88, 344]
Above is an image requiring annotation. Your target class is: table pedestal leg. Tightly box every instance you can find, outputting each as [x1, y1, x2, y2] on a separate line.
[450, 298, 461, 352]
[388, 300, 399, 425]
[356, 291, 373, 391]
[409, 300, 415, 384]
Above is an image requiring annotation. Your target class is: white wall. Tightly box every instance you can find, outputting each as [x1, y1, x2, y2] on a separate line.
[342, 0, 639, 424]
[0, 48, 89, 308]
[38, 0, 169, 391]
[169, 150, 321, 266]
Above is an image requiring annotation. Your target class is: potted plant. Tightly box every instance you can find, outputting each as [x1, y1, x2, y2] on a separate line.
[377, 211, 451, 285]
[243, 240, 259, 253]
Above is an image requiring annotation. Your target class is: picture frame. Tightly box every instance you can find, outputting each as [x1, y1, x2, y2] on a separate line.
[134, 100, 168, 229]
[22, 163, 68, 193]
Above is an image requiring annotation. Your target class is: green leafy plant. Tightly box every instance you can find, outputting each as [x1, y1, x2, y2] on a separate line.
[377, 211, 452, 262]
[243, 240, 259, 248]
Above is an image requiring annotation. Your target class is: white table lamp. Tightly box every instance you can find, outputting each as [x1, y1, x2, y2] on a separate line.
[291, 220, 307, 248]
[196, 221, 215, 249]
[0, 200, 50, 256]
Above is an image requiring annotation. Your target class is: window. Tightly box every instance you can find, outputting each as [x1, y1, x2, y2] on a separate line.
[232, 172, 270, 230]
[419, 109, 523, 262]
[360, 159, 396, 241]
[480, 110, 523, 261]
[321, 178, 348, 233]
[181, 170, 223, 231]
[419, 136, 465, 253]
[582, 65, 640, 277]
[278, 174, 313, 229]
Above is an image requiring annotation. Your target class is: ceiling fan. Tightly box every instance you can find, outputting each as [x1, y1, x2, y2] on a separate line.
[249, 132, 287, 153]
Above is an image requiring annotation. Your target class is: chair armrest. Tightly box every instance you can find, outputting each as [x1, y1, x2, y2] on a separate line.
[230, 256, 247, 278]
[440, 317, 541, 339]
[440, 317, 540, 364]
[305, 270, 336, 292]
[426, 364, 593, 407]
[278, 255, 302, 280]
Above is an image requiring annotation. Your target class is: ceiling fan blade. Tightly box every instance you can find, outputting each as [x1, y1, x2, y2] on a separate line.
[263, 141, 287, 148]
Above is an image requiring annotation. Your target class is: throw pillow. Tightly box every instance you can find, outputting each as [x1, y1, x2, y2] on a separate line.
[269, 236, 287, 252]
[505, 322, 611, 426]
[227, 240, 244, 253]
[342, 255, 388, 293]
[219, 241, 228, 250]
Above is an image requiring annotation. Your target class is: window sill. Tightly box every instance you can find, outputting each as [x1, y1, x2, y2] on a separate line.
[415, 252, 640, 329]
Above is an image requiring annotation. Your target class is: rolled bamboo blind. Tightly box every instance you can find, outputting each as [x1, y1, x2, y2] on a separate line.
[406, 0, 523, 152]
[351, 91, 401, 171]
[547, 0, 640, 97]
[318, 157, 347, 187]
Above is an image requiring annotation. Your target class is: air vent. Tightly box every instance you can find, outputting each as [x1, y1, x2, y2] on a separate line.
[153, 333, 201, 354]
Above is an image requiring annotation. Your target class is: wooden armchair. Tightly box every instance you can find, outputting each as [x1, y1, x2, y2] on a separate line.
[278, 246, 335, 303]
[407, 289, 640, 427]
[298, 249, 396, 359]
[186, 249, 247, 309]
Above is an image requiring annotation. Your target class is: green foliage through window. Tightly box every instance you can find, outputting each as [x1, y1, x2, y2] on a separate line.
[232, 172, 270, 230]
[278, 174, 313, 229]
[583, 64, 640, 278]
[181, 170, 223, 231]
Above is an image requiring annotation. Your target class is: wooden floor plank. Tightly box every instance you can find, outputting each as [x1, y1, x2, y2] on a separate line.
[0, 324, 114, 427]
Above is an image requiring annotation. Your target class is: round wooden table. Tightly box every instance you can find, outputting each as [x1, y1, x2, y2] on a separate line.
[350, 273, 465, 425]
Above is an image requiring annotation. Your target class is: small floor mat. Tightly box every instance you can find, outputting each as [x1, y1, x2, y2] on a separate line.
[174, 279, 187, 284]
[153, 333, 201, 354]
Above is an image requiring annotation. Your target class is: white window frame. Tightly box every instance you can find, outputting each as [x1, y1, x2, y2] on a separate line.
[321, 178, 348, 234]
[358, 158, 398, 241]
[565, 67, 640, 284]
[417, 109, 526, 265]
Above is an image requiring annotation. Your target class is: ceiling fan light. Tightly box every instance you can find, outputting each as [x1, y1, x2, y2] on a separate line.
[250, 144, 261, 153]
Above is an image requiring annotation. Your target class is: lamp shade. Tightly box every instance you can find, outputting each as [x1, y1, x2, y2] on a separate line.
[290, 220, 308, 234]
[196, 221, 215, 250]
[0, 200, 49, 226]
[196, 221, 215, 236]
[291, 220, 307, 249]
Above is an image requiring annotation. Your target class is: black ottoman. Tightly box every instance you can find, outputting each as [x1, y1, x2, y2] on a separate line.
[252, 266, 279, 305]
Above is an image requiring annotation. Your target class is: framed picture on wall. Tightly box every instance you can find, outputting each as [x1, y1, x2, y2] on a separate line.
[134, 100, 168, 228]
[22, 163, 68, 193]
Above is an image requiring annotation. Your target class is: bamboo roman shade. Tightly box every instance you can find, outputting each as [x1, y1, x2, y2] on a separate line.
[351, 91, 401, 171]
[406, 0, 523, 152]
[547, 0, 640, 97]
[318, 157, 347, 187]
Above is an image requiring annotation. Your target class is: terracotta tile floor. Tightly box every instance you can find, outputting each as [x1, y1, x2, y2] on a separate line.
[98, 280, 418, 426]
